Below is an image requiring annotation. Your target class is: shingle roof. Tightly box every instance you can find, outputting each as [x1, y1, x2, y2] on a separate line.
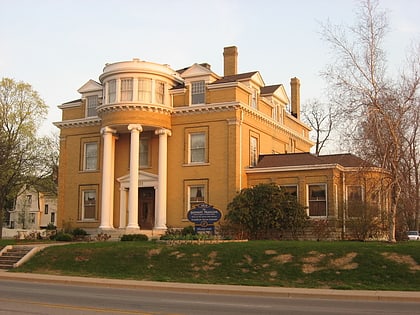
[255, 153, 375, 168]
[211, 71, 259, 84]
[260, 84, 283, 95]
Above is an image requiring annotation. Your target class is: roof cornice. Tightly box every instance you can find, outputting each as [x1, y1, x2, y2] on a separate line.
[53, 117, 101, 129]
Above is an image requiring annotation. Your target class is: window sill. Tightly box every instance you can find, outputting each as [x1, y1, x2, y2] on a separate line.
[183, 162, 210, 167]
[79, 170, 100, 173]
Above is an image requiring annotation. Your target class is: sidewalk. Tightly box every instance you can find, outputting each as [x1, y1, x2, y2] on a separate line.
[1, 270, 419, 303]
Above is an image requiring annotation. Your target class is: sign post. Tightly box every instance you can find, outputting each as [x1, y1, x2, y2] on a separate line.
[187, 203, 222, 234]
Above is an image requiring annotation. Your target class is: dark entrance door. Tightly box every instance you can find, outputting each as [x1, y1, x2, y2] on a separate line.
[138, 187, 155, 229]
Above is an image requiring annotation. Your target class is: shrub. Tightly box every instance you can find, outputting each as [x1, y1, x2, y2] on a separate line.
[225, 183, 308, 240]
[72, 228, 88, 236]
[53, 232, 73, 242]
[46, 223, 56, 230]
[120, 234, 149, 241]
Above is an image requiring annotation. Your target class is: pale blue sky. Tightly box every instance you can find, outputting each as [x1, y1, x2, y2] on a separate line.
[1, 0, 419, 135]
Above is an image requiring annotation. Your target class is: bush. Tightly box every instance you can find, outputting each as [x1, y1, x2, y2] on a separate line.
[46, 223, 56, 230]
[225, 183, 308, 240]
[120, 234, 149, 242]
[71, 228, 88, 236]
[53, 232, 73, 242]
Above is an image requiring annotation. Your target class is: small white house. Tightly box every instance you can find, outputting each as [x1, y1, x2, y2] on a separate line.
[8, 186, 57, 229]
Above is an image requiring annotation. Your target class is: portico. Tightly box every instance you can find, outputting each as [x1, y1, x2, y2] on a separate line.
[99, 124, 171, 232]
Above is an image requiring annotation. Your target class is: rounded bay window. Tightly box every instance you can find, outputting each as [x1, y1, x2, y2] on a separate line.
[97, 59, 183, 129]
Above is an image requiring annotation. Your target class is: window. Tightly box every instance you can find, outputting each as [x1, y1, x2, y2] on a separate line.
[280, 185, 298, 200]
[26, 195, 32, 205]
[251, 88, 258, 109]
[86, 95, 98, 117]
[84, 142, 98, 171]
[272, 105, 278, 121]
[29, 213, 35, 224]
[347, 185, 363, 217]
[139, 138, 149, 167]
[308, 184, 327, 217]
[44, 204, 49, 215]
[120, 78, 133, 101]
[250, 136, 258, 167]
[155, 80, 165, 104]
[108, 79, 116, 103]
[189, 185, 205, 210]
[190, 133, 206, 163]
[138, 78, 152, 102]
[82, 190, 97, 220]
[51, 212, 55, 224]
[191, 80, 205, 104]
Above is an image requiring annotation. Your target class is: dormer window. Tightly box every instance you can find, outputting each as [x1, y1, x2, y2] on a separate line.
[251, 88, 258, 109]
[191, 80, 205, 105]
[86, 96, 98, 117]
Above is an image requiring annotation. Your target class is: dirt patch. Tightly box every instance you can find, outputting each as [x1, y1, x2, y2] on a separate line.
[382, 252, 420, 271]
[265, 250, 277, 255]
[301, 252, 358, 274]
[243, 254, 253, 264]
[74, 256, 89, 262]
[147, 248, 162, 257]
[330, 252, 358, 270]
[168, 250, 184, 259]
[272, 254, 293, 264]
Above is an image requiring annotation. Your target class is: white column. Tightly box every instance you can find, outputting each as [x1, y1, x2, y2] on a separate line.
[119, 188, 128, 228]
[99, 126, 116, 229]
[127, 124, 142, 229]
[154, 128, 171, 230]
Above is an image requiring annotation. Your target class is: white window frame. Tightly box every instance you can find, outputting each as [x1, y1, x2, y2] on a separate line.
[191, 80, 205, 105]
[155, 80, 165, 104]
[139, 138, 150, 168]
[82, 190, 97, 221]
[189, 132, 206, 163]
[120, 78, 133, 101]
[83, 142, 98, 171]
[308, 184, 327, 217]
[108, 80, 116, 103]
[86, 95, 98, 117]
[250, 88, 258, 109]
[138, 78, 152, 102]
[188, 185, 206, 211]
[250, 136, 258, 167]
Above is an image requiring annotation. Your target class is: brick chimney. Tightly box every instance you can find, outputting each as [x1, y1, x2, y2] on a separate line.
[223, 46, 238, 77]
[290, 77, 300, 119]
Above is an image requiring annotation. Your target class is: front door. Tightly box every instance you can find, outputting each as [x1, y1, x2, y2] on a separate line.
[138, 187, 155, 229]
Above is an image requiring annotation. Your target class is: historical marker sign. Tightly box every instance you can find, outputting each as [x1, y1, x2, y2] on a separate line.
[187, 203, 222, 234]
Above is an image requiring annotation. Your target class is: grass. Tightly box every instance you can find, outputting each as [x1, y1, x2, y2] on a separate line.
[10, 240, 420, 291]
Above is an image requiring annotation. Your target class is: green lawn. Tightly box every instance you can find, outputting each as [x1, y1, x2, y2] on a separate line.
[12, 240, 420, 291]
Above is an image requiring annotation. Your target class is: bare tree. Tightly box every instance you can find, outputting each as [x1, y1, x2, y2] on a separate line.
[302, 99, 336, 155]
[320, 0, 419, 242]
[0, 78, 48, 238]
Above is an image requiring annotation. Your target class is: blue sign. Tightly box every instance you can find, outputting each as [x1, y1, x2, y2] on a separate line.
[187, 203, 222, 226]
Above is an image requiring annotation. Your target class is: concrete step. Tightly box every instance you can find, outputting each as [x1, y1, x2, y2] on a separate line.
[0, 246, 34, 270]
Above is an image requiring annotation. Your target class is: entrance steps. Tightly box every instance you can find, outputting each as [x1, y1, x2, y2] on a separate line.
[0, 245, 34, 270]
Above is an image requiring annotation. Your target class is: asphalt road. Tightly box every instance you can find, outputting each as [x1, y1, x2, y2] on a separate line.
[1, 278, 420, 315]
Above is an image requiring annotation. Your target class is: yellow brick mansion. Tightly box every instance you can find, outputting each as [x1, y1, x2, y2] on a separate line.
[54, 46, 389, 238]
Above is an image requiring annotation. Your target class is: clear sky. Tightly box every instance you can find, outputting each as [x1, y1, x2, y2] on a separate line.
[1, 0, 419, 136]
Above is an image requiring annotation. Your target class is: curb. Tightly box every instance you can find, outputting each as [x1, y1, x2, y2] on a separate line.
[1, 271, 419, 302]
